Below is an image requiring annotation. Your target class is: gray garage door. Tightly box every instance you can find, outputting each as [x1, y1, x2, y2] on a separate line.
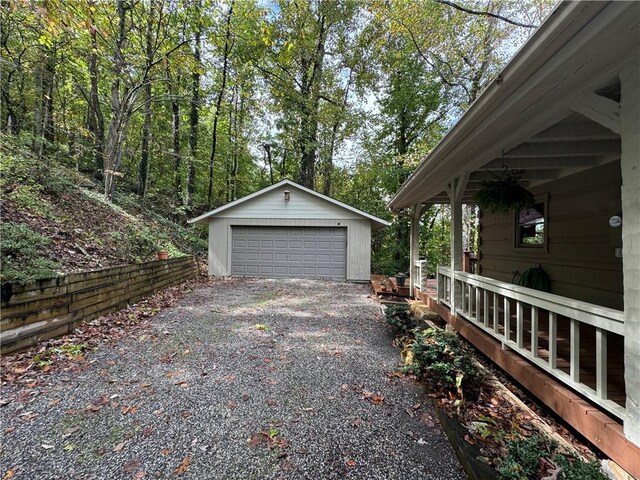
[231, 226, 347, 280]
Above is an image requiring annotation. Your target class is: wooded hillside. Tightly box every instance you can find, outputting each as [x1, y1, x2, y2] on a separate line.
[0, 0, 554, 276]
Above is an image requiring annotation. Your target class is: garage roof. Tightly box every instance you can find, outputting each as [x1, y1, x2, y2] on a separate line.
[188, 179, 391, 229]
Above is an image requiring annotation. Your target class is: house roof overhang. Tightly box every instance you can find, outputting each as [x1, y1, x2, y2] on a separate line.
[188, 179, 391, 229]
[388, 0, 638, 212]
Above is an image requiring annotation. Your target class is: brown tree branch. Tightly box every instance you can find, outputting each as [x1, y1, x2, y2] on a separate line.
[433, 0, 538, 29]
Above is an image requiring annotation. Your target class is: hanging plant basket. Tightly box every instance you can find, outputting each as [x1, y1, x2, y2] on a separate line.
[474, 171, 535, 214]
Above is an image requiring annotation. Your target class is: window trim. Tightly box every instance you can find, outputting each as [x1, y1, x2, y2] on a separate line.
[514, 194, 549, 252]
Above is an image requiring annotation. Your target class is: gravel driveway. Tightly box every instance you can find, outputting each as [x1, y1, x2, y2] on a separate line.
[0, 278, 466, 480]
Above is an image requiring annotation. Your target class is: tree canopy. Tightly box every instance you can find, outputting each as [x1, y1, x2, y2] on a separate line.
[0, 0, 556, 273]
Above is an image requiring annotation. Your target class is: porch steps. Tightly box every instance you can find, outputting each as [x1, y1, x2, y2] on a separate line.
[407, 300, 439, 323]
[370, 275, 411, 298]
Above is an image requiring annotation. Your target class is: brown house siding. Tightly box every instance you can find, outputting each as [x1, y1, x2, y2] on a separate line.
[478, 161, 623, 310]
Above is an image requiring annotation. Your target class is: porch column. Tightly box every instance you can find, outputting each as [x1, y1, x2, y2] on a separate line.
[409, 203, 428, 294]
[409, 203, 420, 294]
[621, 59, 640, 445]
[447, 174, 469, 315]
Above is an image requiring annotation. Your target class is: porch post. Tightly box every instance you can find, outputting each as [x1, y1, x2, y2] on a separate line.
[409, 203, 421, 294]
[621, 59, 640, 445]
[409, 203, 428, 294]
[447, 174, 469, 315]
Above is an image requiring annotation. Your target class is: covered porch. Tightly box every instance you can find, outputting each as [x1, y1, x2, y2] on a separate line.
[389, 2, 640, 476]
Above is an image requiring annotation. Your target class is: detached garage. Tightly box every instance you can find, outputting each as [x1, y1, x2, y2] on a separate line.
[188, 180, 389, 282]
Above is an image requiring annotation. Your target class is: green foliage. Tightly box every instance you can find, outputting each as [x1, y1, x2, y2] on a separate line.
[475, 175, 535, 214]
[554, 455, 608, 480]
[498, 435, 552, 480]
[498, 434, 608, 480]
[0, 223, 60, 285]
[384, 303, 418, 335]
[409, 327, 485, 399]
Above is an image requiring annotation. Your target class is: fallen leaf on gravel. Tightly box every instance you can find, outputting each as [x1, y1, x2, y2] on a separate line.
[41, 444, 54, 450]
[265, 378, 279, 385]
[224, 374, 236, 382]
[63, 444, 76, 452]
[4, 427, 15, 434]
[48, 398, 60, 406]
[121, 405, 137, 415]
[2, 470, 15, 480]
[63, 426, 80, 437]
[95, 447, 107, 456]
[296, 448, 309, 455]
[86, 404, 102, 413]
[242, 394, 250, 401]
[181, 410, 192, 418]
[16, 391, 33, 402]
[165, 371, 182, 379]
[420, 413, 435, 428]
[140, 383, 152, 388]
[113, 442, 125, 453]
[124, 459, 141, 473]
[385, 371, 405, 379]
[142, 427, 154, 437]
[361, 390, 385, 405]
[18, 412, 37, 422]
[265, 398, 278, 406]
[174, 381, 188, 387]
[224, 401, 238, 409]
[345, 459, 357, 467]
[174, 456, 190, 476]
[161, 448, 172, 455]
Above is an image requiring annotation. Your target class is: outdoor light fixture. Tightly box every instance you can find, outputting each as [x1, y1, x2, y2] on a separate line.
[284, 190, 290, 202]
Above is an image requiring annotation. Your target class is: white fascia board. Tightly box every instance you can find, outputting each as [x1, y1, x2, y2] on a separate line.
[187, 180, 290, 224]
[188, 179, 391, 228]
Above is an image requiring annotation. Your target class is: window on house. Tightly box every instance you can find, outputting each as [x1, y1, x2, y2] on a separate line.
[516, 202, 545, 247]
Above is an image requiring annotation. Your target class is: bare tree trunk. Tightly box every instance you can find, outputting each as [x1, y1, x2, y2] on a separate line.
[186, 0, 201, 209]
[103, 0, 129, 201]
[207, 0, 234, 208]
[165, 62, 181, 204]
[137, 0, 157, 198]
[297, 12, 327, 189]
[264, 143, 274, 185]
[87, 1, 105, 180]
[230, 92, 244, 200]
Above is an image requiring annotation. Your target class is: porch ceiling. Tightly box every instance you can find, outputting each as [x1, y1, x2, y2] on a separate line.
[424, 113, 621, 205]
[388, 0, 637, 212]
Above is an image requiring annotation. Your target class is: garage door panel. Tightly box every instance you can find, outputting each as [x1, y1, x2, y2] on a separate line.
[231, 226, 346, 280]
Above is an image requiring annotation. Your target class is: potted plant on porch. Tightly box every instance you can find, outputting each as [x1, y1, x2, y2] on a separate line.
[395, 272, 407, 287]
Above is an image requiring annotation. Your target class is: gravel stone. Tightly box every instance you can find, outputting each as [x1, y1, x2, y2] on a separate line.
[0, 278, 467, 479]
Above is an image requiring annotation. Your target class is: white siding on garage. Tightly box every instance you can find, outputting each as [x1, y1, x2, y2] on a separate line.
[214, 186, 362, 220]
[208, 217, 371, 281]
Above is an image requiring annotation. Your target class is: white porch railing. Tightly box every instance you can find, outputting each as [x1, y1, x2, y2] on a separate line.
[436, 266, 625, 420]
[414, 260, 428, 291]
